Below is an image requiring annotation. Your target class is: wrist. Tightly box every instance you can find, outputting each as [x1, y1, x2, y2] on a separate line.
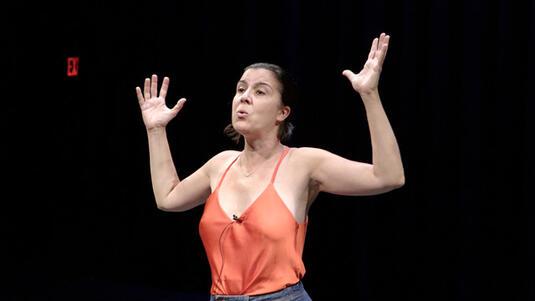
[146, 126, 167, 135]
[359, 89, 380, 101]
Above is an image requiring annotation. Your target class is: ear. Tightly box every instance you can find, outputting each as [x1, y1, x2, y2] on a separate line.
[276, 105, 291, 123]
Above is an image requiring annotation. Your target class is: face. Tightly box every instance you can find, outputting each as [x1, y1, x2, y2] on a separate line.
[232, 68, 290, 139]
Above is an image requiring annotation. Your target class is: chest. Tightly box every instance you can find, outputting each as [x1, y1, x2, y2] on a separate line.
[215, 160, 310, 224]
[223, 171, 270, 204]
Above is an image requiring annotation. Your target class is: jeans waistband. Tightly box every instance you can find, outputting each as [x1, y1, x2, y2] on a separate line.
[211, 281, 305, 301]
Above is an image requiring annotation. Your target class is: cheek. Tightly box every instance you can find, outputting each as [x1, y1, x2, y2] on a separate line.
[231, 97, 239, 109]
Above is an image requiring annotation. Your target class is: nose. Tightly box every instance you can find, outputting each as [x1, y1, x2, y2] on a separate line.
[239, 89, 252, 104]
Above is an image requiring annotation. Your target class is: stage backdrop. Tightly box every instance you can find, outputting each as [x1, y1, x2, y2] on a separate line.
[3, 0, 532, 300]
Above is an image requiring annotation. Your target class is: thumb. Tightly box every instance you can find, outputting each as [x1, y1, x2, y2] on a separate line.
[342, 69, 355, 80]
[171, 98, 187, 113]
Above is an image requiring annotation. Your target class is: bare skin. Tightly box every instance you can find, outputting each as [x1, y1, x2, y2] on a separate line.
[136, 33, 404, 224]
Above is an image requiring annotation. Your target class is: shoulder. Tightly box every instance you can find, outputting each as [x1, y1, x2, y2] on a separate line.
[288, 146, 332, 161]
[286, 146, 333, 170]
[204, 150, 241, 173]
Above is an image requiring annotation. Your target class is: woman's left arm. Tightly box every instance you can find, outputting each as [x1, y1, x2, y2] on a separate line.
[305, 33, 404, 196]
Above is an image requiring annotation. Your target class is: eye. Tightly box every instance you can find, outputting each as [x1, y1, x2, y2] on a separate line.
[237, 87, 246, 93]
[256, 90, 266, 95]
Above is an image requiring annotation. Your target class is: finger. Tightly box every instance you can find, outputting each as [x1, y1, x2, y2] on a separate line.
[342, 69, 355, 80]
[368, 37, 379, 60]
[160, 77, 169, 99]
[151, 74, 158, 98]
[171, 98, 187, 114]
[379, 32, 386, 45]
[136, 87, 144, 105]
[378, 35, 390, 67]
[378, 33, 387, 50]
[144, 78, 150, 100]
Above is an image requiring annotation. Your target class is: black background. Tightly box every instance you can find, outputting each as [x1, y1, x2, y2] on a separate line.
[3, 0, 533, 300]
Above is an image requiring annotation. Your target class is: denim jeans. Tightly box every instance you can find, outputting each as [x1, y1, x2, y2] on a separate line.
[209, 281, 312, 301]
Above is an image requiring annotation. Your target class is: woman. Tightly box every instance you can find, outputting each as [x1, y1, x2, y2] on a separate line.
[136, 33, 404, 301]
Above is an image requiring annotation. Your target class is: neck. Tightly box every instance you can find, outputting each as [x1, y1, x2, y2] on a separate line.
[241, 136, 283, 165]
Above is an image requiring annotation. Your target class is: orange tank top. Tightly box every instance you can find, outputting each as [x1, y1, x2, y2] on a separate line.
[199, 146, 308, 295]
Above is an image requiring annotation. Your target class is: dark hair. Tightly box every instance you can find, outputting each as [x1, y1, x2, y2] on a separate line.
[224, 62, 297, 143]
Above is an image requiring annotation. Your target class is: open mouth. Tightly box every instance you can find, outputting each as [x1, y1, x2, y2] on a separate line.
[236, 110, 249, 118]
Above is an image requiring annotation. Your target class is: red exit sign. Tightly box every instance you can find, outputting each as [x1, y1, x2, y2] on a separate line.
[67, 57, 79, 77]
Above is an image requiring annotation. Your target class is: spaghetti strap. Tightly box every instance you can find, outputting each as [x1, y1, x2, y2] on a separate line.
[215, 153, 241, 190]
[270, 146, 290, 183]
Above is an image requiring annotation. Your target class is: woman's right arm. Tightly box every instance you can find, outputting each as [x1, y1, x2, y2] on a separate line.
[136, 74, 210, 211]
[146, 128, 212, 211]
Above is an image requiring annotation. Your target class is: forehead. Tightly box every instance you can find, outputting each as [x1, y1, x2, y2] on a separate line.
[239, 68, 280, 88]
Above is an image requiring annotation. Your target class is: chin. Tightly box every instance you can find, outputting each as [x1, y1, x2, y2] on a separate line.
[232, 122, 249, 135]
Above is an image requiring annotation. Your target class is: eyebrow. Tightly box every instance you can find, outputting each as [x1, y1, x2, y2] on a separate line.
[237, 80, 273, 89]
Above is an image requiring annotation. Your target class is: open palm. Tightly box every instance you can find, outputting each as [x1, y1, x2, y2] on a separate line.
[343, 33, 390, 95]
[136, 74, 186, 130]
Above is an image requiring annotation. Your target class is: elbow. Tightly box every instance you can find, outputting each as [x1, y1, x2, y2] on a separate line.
[383, 175, 405, 190]
[396, 177, 405, 188]
[392, 175, 405, 189]
[155, 197, 176, 212]
[156, 198, 190, 212]
[157, 203, 173, 212]
[156, 200, 172, 211]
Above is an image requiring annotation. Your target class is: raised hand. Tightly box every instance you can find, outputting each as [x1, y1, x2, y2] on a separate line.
[136, 74, 186, 130]
[342, 33, 390, 96]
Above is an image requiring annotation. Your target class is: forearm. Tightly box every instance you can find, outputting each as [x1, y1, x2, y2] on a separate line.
[360, 91, 405, 186]
[146, 127, 180, 205]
